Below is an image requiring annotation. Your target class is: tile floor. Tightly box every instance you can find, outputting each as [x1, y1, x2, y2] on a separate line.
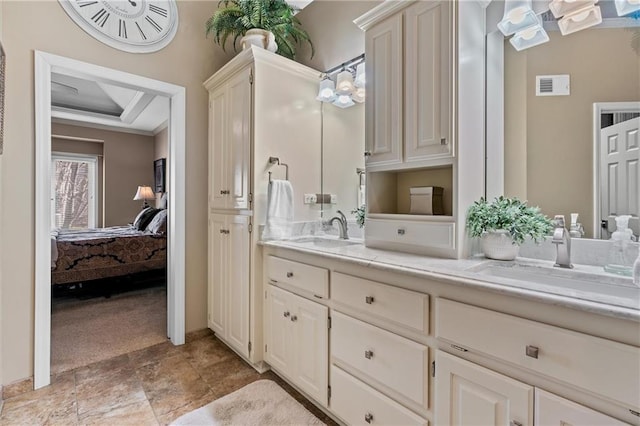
[0, 330, 336, 425]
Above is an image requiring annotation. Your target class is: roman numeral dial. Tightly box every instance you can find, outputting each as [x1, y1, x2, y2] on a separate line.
[59, 0, 178, 53]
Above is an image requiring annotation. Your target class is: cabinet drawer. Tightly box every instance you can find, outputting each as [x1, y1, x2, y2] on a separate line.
[365, 218, 455, 253]
[266, 256, 328, 298]
[332, 272, 429, 334]
[331, 365, 428, 426]
[331, 311, 429, 409]
[436, 298, 640, 409]
[534, 389, 629, 426]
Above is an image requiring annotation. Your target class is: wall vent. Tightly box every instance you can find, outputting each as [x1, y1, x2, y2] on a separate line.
[536, 74, 570, 96]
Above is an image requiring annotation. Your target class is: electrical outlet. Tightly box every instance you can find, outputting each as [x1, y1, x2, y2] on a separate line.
[330, 194, 337, 204]
[304, 194, 317, 204]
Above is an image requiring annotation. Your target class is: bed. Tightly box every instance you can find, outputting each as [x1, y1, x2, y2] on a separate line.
[51, 208, 167, 285]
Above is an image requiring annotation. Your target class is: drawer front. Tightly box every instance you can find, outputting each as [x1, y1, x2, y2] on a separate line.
[331, 365, 428, 426]
[266, 255, 329, 298]
[534, 389, 629, 426]
[365, 218, 455, 251]
[332, 272, 429, 334]
[436, 298, 640, 409]
[331, 311, 429, 408]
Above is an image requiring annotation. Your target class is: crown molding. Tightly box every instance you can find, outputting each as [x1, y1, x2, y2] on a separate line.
[354, 1, 413, 31]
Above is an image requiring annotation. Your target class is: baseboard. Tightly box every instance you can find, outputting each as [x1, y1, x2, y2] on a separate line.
[2, 376, 34, 400]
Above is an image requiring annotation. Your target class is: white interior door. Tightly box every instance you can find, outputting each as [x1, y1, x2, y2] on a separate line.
[600, 117, 640, 237]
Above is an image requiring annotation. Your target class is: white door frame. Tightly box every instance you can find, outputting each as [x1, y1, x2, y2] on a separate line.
[34, 51, 186, 389]
[592, 101, 640, 239]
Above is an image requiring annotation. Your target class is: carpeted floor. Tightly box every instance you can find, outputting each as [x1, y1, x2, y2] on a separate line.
[51, 284, 167, 375]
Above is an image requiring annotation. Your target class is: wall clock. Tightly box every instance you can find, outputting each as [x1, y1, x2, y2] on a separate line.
[58, 0, 179, 53]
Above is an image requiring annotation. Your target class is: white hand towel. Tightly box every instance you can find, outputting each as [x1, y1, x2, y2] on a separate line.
[262, 179, 294, 240]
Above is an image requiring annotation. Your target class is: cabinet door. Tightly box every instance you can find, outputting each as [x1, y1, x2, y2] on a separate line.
[226, 214, 251, 357]
[435, 351, 533, 426]
[265, 285, 293, 375]
[365, 13, 403, 168]
[226, 67, 252, 210]
[534, 389, 629, 426]
[209, 86, 228, 210]
[292, 295, 328, 407]
[208, 214, 227, 337]
[405, 0, 452, 162]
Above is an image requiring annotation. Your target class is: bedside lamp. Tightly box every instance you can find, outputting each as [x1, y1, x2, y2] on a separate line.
[134, 185, 155, 208]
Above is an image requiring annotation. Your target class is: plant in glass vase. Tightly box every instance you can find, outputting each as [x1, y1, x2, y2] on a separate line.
[466, 196, 553, 260]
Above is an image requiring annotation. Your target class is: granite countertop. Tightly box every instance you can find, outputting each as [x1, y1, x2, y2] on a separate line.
[260, 237, 640, 322]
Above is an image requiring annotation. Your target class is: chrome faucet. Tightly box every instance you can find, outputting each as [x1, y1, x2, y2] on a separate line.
[326, 210, 349, 239]
[552, 215, 573, 269]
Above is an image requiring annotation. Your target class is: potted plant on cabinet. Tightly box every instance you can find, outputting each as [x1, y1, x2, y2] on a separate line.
[466, 196, 553, 260]
[205, 0, 314, 60]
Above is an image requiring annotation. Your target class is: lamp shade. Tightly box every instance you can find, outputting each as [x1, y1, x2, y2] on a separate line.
[336, 70, 355, 95]
[352, 87, 366, 103]
[316, 78, 336, 102]
[332, 94, 355, 109]
[557, 5, 602, 35]
[497, 0, 540, 35]
[615, 0, 640, 16]
[134, 185, 155, 201]
[509, 23, 550, 51]
[549, 0, 597, 18]
[354, 63, 366, 88]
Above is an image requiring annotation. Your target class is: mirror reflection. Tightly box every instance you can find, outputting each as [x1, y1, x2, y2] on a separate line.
[499, 15, 640, 239]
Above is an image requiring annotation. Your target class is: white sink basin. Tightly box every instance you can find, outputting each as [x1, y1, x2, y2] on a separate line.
[289, 236, 362, 248]
[470, 260, 640, 308]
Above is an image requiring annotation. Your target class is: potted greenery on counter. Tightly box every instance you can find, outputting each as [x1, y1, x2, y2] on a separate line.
[466, 196, 553, 260]
[205, 0, 314, 60]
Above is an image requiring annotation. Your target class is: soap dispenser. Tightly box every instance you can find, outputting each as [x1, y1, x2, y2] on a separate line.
[604, 215, 634, 276]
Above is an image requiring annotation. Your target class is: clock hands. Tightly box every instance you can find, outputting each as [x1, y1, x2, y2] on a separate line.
[128, 0, 137, 6]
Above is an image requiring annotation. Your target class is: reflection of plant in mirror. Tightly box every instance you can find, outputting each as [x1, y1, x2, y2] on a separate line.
[466, 196, 553, 245]
[629, 11, 640, 54]
[352, 205, 365, 228]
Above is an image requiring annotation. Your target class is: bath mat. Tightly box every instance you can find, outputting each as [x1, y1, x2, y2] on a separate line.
[170, 379, 325, 426]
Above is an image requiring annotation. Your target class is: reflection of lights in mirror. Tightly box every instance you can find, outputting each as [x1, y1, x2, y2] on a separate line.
[316, 53, 365, 109]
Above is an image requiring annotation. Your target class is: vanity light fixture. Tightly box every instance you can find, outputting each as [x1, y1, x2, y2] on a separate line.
[498, 0, 540, 35]
[351, 86, 366, 104]
[336, 70, 355, 95]
[549, 0, 597, 18]
[316, 77, 337, 102]
[614, 0, 640, 16]
[557, 4, 602, 35]
[510, 22, 551, 50]
[332, 94, 355, 109]
[316, 53, 365, 109]
[354, 63, 365, 88]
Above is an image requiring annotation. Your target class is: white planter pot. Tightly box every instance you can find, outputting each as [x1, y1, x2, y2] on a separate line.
[241, 29, 278, 53]
[481, 230, 519, 260]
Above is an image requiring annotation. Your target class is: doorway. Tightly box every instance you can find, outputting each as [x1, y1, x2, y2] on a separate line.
[34, 51, 186, 389]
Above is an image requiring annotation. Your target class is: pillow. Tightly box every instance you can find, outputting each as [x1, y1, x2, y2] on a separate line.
[146, 209, 167, 234]
[160, 192, 168, 209]
[132, 207, 153, 229]
[135, 208, 161, 231]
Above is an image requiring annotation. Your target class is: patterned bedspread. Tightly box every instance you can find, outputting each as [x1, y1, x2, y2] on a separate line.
[51, 226, 166, 285]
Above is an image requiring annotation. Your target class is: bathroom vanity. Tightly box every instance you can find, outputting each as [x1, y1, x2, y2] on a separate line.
[261, 238, 640, 425]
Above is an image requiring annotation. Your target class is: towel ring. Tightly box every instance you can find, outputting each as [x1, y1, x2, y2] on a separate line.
[268, 156, 289, 182]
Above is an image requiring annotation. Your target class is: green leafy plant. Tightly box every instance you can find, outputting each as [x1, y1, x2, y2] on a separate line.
[466, 196, 553, 245]
[205, 0, 314, 60]
[351, 204, 365, 228]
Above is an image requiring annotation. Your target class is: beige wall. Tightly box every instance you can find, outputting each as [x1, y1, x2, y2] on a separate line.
[505, 28, 640, 238]
[0, 1, 234, 385]
[52, 124, 157, 226]
[0, 0, 4, 391]
[154, 127, 169, 208]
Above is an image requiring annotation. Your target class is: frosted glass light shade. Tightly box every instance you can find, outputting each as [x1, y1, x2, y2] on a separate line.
[615, 0, 640, 16]
[316, 78, 337, 102]
[354, 63, 365, 88]
[509, 24, 550, 51]
[558, 5, 602, 35]
[497, 0, 540, 35]
[332, 94, 355, 109]
[352, 87, 365, 103]
[134, 186, 155, 200]
[336, 70, 355, 95]
[549, 0, 597, 18]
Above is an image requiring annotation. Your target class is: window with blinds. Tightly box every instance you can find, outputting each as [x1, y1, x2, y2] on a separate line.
[51, 153, 98, 229]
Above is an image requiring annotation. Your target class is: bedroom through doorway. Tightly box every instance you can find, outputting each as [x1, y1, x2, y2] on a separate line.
[34, 51, 186, 389]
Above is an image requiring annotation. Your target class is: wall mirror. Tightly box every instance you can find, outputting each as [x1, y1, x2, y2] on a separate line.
[486, 0, 640, 240]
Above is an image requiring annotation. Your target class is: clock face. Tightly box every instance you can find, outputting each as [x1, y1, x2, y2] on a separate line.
[58, 0, 179, 53]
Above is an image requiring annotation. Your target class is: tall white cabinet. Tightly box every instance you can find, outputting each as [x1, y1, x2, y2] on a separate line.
[205, 46, 321, 366]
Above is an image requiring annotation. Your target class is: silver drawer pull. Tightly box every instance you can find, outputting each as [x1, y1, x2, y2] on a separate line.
[365, 413, 373, 424]
[364, 350, 374, 360]
[510, 421, 522, 426]
[290, 315, 298, 322]
[283, 311, 290, 318]
[286, 271, 294, 278]
[365, 296, 375, 304]
[397, 228, 405, 235]
[220, 189, 230, 195]
[526, 345, 539, 359]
